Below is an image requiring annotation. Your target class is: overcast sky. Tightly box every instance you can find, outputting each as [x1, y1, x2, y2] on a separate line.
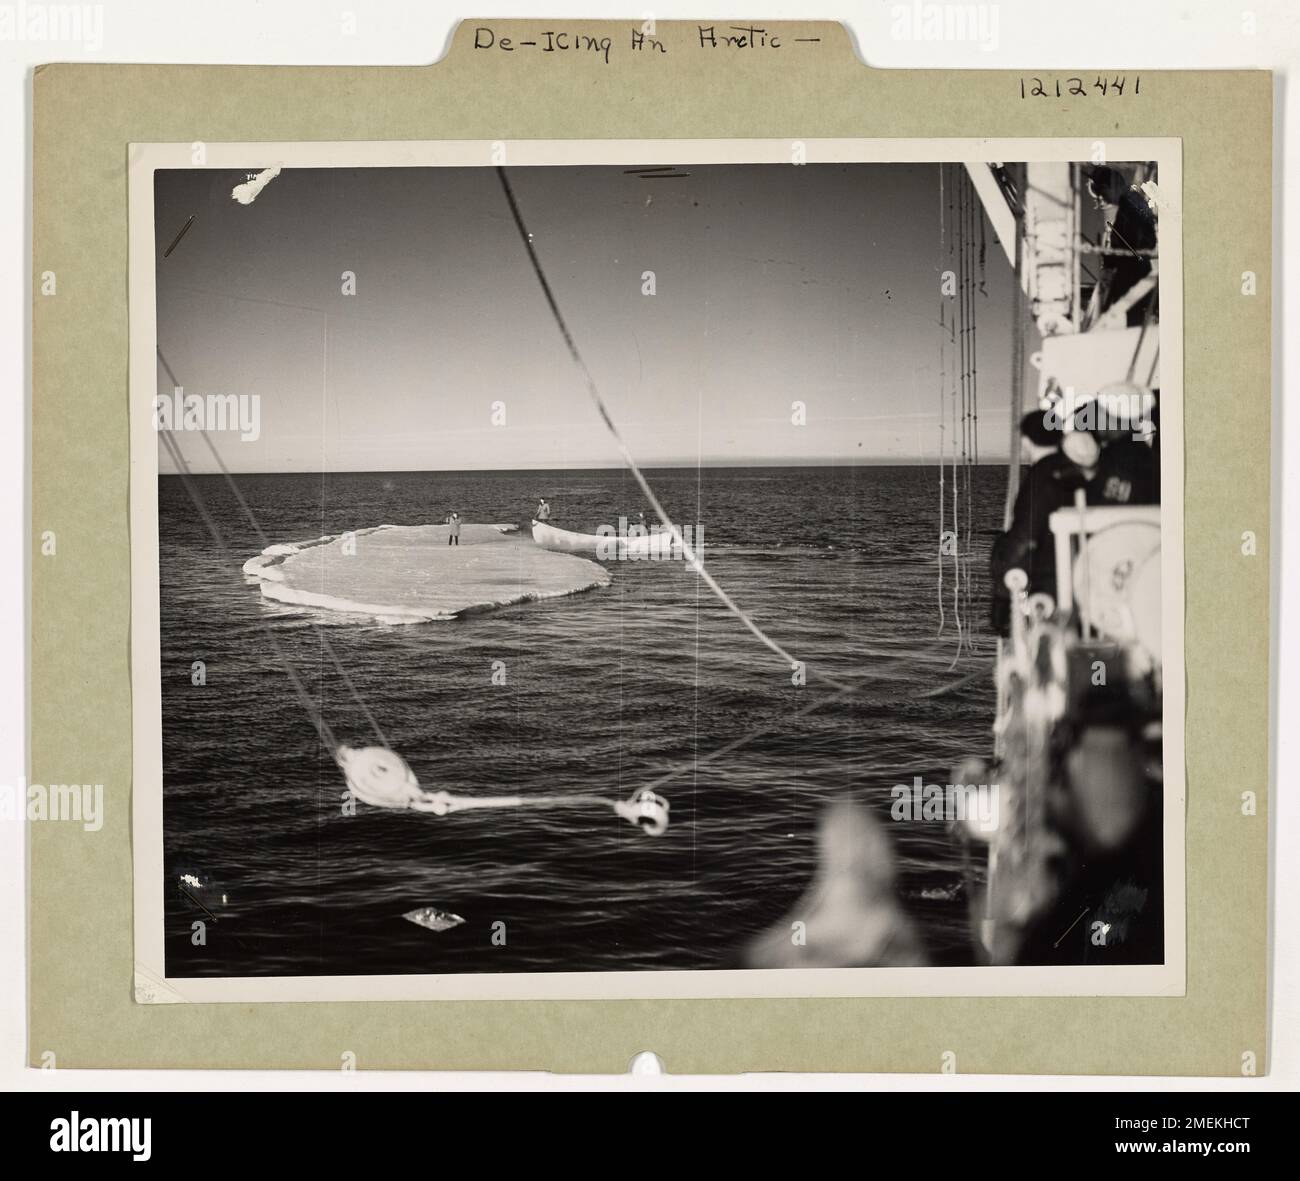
[154, 162, 1016, 473]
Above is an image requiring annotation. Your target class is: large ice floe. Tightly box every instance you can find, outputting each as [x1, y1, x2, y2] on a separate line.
[242, 523, 610, 622]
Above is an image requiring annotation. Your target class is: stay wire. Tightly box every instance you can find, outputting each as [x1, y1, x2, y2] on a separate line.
[157, 348, 391, 750]
[936, 163, 947, 636]
[156, 428, 341, 752]
[494, 167, 851, 693]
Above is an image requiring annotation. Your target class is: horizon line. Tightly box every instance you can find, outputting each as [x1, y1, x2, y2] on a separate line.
[160, 457, 1014, 476]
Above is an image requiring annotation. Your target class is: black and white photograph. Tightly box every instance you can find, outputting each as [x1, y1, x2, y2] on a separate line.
[128, 139, 1182, 1001]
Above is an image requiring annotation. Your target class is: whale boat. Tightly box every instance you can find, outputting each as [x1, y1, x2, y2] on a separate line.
[531, 519, 683, 561]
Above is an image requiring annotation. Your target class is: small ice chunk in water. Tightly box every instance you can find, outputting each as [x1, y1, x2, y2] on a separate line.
[403, 907, 465, 932]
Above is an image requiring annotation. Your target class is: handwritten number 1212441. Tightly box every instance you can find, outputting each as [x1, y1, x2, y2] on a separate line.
[1021, 75, 1141, 99]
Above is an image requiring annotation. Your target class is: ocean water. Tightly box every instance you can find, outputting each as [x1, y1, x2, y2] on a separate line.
[159, 465, 1006, 975]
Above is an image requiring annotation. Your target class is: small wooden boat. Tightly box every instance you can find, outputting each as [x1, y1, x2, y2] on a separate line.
[531, 519, 682, 560]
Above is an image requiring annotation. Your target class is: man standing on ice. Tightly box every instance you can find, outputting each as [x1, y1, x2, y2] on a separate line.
[446, 511, 461, 546]
[536, 498, 551, 522]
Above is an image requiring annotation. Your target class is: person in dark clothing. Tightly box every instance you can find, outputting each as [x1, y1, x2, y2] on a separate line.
[989, 411, 1090, 635]
[1082, 391, 1159, 507]
[1086, 166, 1157, 326]
[1089, 435, 1158, 507]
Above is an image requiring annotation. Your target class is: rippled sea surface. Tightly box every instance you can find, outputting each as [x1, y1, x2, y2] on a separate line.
[160, 465, 1005, 976]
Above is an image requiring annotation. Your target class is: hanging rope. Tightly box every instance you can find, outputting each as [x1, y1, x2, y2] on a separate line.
[939, 166, 989, 663]
[962, 171, 976, 649]
[949, 167, 964, 658]
[973, 185, 983, 468]
[936, 164, 947, 636]
[158, 430, 344, 752]
[969, 185, 985, 650]
[495, 167, 853, 694]
[959, 172, 970, 649]
[947, 167, 986, 658]
[158, 350, 393, 750]
[1005, 180, 1027, 529]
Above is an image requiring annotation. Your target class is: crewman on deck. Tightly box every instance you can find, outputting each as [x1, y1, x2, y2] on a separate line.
[1085, 165, 1157, 326]
[446, 511, 461, 545]
[989, 410, 1090, 635]
[1084, 395, 1159, 507]
[1090, 436, 1157, 506]
[536, 498, 551, 523]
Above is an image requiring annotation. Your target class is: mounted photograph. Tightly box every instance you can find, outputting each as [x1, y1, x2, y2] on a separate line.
[127, 138, 1184, 1002]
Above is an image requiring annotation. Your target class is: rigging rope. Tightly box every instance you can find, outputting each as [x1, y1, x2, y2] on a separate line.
[959, 171, 970, 648]
[936, 164, 947, 635]
[948, 167, 964, 656]
[970, 182, 985, 649]
[972, 185, 982, 470]
[158, 349, 393, 751]
[495, 167, 850, 693]
[937, 166, 988, 661]
[157, 429, 342, 753]
[963, 171, 975, 648]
